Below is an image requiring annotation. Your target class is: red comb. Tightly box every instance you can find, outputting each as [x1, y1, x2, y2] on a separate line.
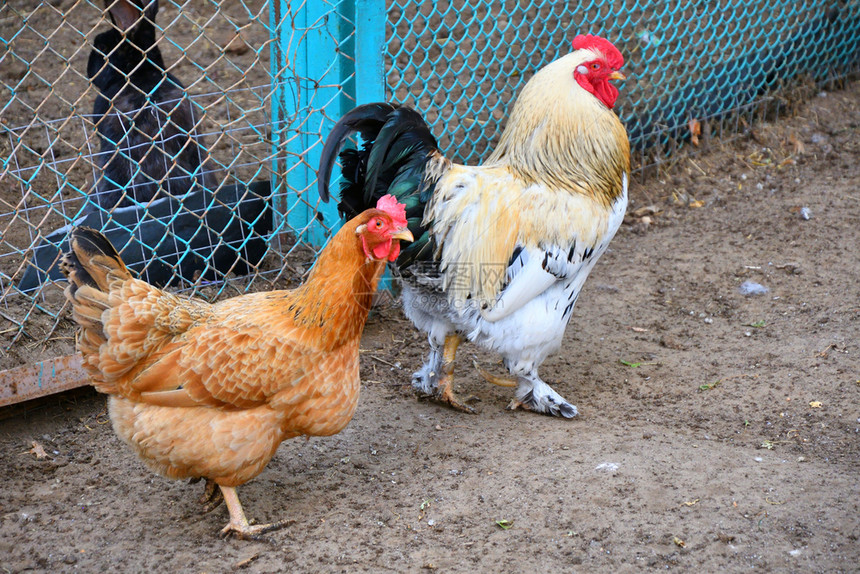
[376, 194, 408, 228]
[572, 34, 624, 69]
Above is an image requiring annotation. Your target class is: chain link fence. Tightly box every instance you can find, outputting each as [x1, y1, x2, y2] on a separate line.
[386, 0, 860, 166]
[1, 0, 859, 368]
[1, 0, 361, 367]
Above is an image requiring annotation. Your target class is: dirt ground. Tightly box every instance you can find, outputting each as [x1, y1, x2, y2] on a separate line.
[1, 79, 858, 572]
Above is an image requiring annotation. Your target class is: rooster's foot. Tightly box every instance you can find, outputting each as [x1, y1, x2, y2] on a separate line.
[436, 334, 476, 413]
[473, 361, 517, 387]
[506, 398, 531, 412]
[511, 387, 578, 418]
[413, 372, 478, 413]
[411, 367, 437, 395]
[434, 376, 478, 414]
[414, 333, 476, 413]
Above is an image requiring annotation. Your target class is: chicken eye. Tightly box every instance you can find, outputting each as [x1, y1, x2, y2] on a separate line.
[591, 62, 601, 71]
[374, 219, 383, 229]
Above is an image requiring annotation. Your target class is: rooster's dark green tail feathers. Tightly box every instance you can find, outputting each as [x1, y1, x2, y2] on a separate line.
[317, 102, 398, 203]
[318, 102, 443, 270]
[361, 106, 438, 204]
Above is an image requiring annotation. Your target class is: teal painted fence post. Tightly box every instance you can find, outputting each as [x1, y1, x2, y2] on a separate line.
[268, 2, 291, 247]
[268, 3, 289, 247]
[270, 0, 352, 248]
[353, 0, 390, 288]
[269, 0, 387, 250]
[355, 0, 387, 104]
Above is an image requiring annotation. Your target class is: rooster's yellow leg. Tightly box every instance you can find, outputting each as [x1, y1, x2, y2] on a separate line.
[472, 360, 518, 388]
[434, 334, 476, 414]
[442, 333, 461, 365]
[218, 486, 293, 540]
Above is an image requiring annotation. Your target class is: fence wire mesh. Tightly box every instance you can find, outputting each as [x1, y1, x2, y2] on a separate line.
[386, 0, 860, 166]
[1, 0, 859, 365]
[0, 0, 357, 364]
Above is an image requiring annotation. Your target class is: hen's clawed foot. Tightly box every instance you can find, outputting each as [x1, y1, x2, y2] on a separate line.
[220, 518, 294, 541]
[216, 485, 294, 541]
[199, 478, 224, 512]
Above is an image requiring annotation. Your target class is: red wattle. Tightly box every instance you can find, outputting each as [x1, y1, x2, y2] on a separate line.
[372, 239, 392, 260]
[575, 73, 618, 109]
[387, 242, 401, 262]
[575, 73, 594, 97]
[595, 80, 619, 109]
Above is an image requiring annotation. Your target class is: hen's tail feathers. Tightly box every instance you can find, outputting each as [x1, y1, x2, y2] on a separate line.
[60, 227, 131, 342]
[60, 228, 133, 394]
[60, 227, 132, 294]
[318, 103, 444, 269]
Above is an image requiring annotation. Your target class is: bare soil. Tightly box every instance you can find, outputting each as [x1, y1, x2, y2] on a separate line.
[1, 80, 859, 574]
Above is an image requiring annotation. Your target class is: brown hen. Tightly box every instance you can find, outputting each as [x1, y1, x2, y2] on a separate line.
[60, 195, 412, 538]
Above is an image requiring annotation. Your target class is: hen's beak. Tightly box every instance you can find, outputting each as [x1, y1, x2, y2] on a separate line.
[609, 70, 627, 81]
[391, 228, 414, 242]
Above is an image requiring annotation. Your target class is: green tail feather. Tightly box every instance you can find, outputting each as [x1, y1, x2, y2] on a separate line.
[318, 103, 441, 271]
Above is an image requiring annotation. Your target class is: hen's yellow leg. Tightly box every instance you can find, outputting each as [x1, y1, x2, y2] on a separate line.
[219, 486, 293, 540]
[434, 334, 476, 414]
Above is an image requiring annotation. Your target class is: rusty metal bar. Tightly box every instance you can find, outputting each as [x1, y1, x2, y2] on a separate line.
[0, 355, 89, 408]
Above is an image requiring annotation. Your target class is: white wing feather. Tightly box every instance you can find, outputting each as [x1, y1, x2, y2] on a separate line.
[480, 254, 556, 322]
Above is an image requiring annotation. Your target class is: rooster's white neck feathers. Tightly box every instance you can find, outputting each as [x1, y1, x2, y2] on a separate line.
[488, 51, 630, 206]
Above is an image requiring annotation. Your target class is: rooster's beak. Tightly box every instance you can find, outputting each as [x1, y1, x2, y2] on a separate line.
[391, 228, 414, 242]
[609, 71, 627, 81]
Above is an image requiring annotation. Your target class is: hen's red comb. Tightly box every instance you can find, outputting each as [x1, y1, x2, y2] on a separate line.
[572, 34, 624, 69]
[376, 194, 408, 228]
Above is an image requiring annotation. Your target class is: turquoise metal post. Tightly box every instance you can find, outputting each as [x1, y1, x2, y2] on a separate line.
[319, 0, 386, 222]
[268, 2, 292, 245]
[269, 0, 387, 249]
[354, 0, 387, 104]
[351, 0, 391, 288]
[270, 0, 351, 248]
